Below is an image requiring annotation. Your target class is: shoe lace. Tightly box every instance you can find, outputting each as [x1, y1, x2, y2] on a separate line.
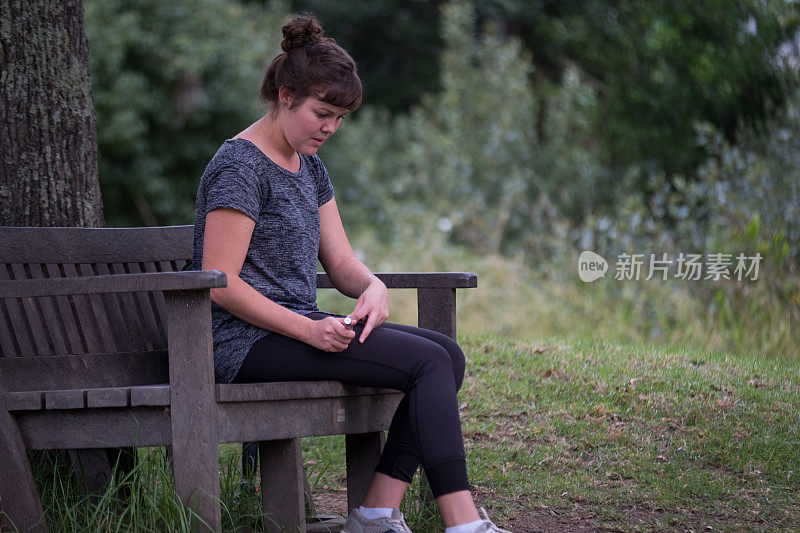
[384, 511, 412, 532]
[387, 519, 411, 532]
[478, 507, 511, 532]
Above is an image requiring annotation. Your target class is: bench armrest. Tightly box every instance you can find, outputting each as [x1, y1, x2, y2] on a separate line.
[0, 270, 227, 298]
[317, 272, 477, 289]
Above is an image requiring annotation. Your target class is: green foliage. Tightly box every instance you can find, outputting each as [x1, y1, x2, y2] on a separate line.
[475, 0, 799, 174]
[322, 1, 604, 259]
[84, 0, 798, 358]
[286, 0, 444, 112]
[294, 0, 799, 173]
[86, 0, 285, 226]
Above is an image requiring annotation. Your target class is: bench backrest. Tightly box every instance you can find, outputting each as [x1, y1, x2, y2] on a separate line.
[0, 226, 194, 392]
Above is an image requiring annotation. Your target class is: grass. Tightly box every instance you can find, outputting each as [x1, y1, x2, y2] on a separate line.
[319, 230, 799, 362]
[20, 333, 800, 532]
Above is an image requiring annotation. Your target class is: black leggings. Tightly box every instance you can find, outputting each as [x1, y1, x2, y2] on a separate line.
[233, 312, 469, 498]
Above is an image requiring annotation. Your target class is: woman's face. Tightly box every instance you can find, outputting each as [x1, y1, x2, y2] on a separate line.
[280, 93, 349, 156]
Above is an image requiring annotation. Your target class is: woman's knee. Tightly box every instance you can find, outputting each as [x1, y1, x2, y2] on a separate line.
[445, 340, 466, 390]
[408, 342, 454, 386]
[432, 334, 465, 390]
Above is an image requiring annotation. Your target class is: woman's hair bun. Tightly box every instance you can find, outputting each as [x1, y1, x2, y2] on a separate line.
[281, 14, 330, 52]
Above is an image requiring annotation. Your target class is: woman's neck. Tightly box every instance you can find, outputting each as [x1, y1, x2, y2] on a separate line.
[237, 113, 300, 172]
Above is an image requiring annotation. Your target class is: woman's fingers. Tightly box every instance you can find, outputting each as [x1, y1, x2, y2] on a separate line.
[310, 317, 354, 351]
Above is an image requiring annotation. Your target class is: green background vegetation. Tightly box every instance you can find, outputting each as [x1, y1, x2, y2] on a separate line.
[87, 0, 799, 360]
[30, 2, 800, 529]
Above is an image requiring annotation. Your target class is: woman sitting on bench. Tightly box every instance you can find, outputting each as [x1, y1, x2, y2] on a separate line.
[192, 13, 510, 533]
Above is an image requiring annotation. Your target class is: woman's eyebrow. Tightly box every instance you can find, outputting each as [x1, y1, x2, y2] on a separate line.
[316, 105, 348, 117]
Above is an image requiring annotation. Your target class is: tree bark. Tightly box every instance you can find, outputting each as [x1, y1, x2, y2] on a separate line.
[0, 0, 104, 227]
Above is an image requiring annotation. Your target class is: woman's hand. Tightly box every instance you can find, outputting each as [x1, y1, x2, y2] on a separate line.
[348, 277, 389, 343]
[305, 316, 355, 352]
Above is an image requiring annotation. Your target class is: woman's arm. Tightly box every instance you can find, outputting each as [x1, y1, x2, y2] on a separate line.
[203, 207, 354, 351]
[318, 198, 388, 342]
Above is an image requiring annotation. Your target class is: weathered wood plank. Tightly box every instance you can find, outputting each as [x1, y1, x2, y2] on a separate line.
[1, 351, 169, 392]
[14, 408, 172, 450]
[0, 270, 227, 299]
[78, 263, 116, 354]
[130, 385, 170, 407]
[10, 264, 52, 356]
[86, 388, 129, 408]
[44, 263, 84, 354]
[28, 263, 68, 355]
[2, 390, 43, 411]
[0, 265, 37, 357]
[142, 261, 170, 347]
[165, 290, 221, 531]
[0, 290, 20, 357]
[215, 381, 397, 403]
[215, 393, 403, 443]
[44, 390, 84, 410]
[98, 263, 142, 353]
[317, 272, 477, 289]
[417, 287, 458, 339]
[62, 262, 104, 354]
[259, 438, 305, 533]
[124, 262, 162, 351]
[0, 402, 47, 532]
[0, 226, 194, 264]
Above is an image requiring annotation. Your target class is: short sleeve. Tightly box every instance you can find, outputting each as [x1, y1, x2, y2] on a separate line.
[310, 155, 335, 206]
[203, 163, 263, 222]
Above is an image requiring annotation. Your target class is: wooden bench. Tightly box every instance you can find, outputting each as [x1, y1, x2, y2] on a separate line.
[0, 225, 477, 532]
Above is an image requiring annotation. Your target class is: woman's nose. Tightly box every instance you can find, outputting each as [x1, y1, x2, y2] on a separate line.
[321, 118, 337, 134]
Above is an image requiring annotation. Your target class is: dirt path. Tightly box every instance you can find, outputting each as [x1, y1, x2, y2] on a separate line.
[311, 492, 621, 532]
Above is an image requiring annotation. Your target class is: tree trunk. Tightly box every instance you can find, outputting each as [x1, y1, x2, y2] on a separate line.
[0, 0, 104, 227]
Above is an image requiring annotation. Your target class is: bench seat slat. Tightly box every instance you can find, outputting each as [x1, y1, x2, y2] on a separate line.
[3, 385, 172, 411]
[4, 382, 398, 411]
[86, 388, 129, 408]
[3, 391, 44, 411]
[130, 385, 170, 407]
[215, 381, 399, 403]
[45, 390, 85, 409]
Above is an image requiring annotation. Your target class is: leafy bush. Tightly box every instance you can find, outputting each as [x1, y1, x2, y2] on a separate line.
[86, 0, 285, 226]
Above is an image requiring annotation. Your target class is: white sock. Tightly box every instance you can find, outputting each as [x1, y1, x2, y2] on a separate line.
[359, 505, 393, 520]
[444, 519, 484, 533]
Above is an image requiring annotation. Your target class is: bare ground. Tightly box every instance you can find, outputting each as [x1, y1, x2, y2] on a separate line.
[310, 491, 754, 533]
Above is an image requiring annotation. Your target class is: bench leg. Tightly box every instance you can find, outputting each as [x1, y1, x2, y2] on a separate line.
[165, 290, 221, 532]
[0, 406, 47, 532]
[259, 439, 305, 533]
[346, 432, 386, 511]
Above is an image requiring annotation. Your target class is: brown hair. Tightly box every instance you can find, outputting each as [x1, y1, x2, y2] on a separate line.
[260, 14, 362, 111]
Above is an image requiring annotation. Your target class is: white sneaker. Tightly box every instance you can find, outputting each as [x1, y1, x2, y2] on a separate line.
[471, 507, 511, 532]
[342, 507, 413, 533]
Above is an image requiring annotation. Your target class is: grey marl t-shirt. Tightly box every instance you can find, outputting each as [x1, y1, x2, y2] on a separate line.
[191, 138, 335, 383]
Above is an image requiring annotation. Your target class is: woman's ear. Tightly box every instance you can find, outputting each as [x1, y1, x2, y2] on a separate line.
[278, 86, 293, 108]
